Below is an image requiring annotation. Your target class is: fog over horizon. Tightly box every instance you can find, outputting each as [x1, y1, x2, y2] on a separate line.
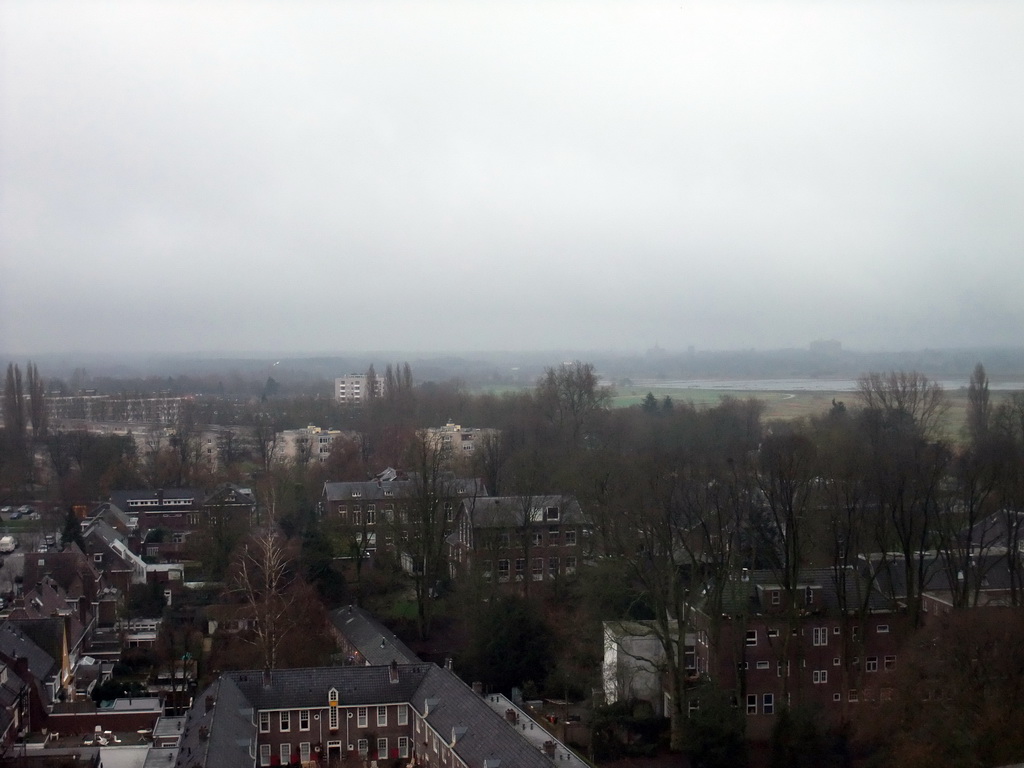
[2, 2, 1022, 357]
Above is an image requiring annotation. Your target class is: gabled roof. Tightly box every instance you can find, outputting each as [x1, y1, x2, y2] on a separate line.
[324, 471, 487, 503]
[412, 665, 556, 768]
[226, 665, 430, 711]
[468, 495, 587, 528]
[329, 606, 420, 666]
[109, 488, 202, 510]
[0, 621, 58, 690]
[175, 676, 255, 768]
[203, 484, 257, 508]
[22, 549, 99, 601]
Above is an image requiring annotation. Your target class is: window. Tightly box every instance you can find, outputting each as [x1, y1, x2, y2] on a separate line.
[482, 559, 492, 580]
[548, 525, 560, 538]
[877, 624, 889, 633]
[833, 693, 842, 702]
[767, 628, 780, 638]
[299, 743, 311, 762]
[299, 710, 309, 731]
[777, 661, 789, 677]
[545, 506, 560, 521]
[763, 693, 774, 715]
[565, 556, 577, 574]
[328, 706, 338, 730]
[172, 532, 186, 544]
[357, 706, 368, 727]
[532, 558, 543, 581]
[499, 532, 510, 548]
[848, 689, 859, 702]
[833, 626, 841, 635]
[771, 590, 780, 605]
[279, 744, 291, 764]
[398, 737, 410, 758]
[515, 559, 525, 580]
[532, 531, 543, 546]
[357, 739, 368, 756]
[833, 657, 841, 666]
[813, 670, 828, 684]
[366, 505, 375, 524]
[497, 559, 510, 581]
[548, 556, 559, 577]
[756, 660, 770, 670]
[352, 508, 362, 525]
[746, 694, 757, 715]
[746, 630, 758, 647]
[805, 586, 814, 605]
[377, 705, 387, 727]
[884, 655, 896, 671]
[866, 657, 878, 672]
[260, 744, 271, 766]
[397, 704, 408, 726]
[280, 711, 290, 731]
[851, 625, 860, 642]
[259, 712, 270, 733]
[812, 627, 828, 646]
[565, 530, 576, 546]
[377, 738, 388, 758]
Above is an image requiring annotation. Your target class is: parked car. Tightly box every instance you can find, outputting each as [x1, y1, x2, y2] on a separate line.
[9, 511, 22, 520]
[0, 506, 12, 515]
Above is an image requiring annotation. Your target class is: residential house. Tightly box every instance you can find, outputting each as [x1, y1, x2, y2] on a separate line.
[691, 567, 904, 741]
[449, 495, 590, 589]
[175, 663, 573, 768]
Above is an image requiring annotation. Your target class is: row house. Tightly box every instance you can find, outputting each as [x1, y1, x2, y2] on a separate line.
[692, 567, 905, 742]
[176, 663, 567, 768]
[449, 495, 591, 589]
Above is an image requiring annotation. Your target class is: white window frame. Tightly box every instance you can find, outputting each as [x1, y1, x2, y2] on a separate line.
[280, 711, 290, 732]
[812, 669, 828, 684]
[279, 743, 290, 764]
[377, 737, 388, 758]
[756, 660, 770, 669]
[763, 693, 774, 715]
[746, 694, 757, 714]
[397, 704, 408, 726]
[259, 711, 270, 733]
[299, 743, 311, 762]
[377, 705, 387, 727]
[260, 744, 271, 766]
[357, 738, 368, 756]
[877, 624, 890, 634]
[866, 657, 878, 672]
[398, 736, 410, 758]
[884, 655, 896, 671]
[812, 627, 827, 646]
[299, 710, 310, 731]
[357, 706, 368, 728]
[746, 630, 757, 647]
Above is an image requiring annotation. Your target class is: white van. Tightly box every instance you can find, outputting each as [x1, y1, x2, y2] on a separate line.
[0, 535, 17, 553]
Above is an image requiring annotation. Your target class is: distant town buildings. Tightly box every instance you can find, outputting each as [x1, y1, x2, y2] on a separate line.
[334, 373, 384, 404]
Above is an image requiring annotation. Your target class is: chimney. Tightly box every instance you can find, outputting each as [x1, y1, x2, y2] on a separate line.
[389, 660, 399, 684]
[263, 668, 272, 688]
[472, 682, 483, 696]
[158, 489, 165, 505]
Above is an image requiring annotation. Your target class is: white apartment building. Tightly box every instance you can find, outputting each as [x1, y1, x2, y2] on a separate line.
[334, 373, 384, 404]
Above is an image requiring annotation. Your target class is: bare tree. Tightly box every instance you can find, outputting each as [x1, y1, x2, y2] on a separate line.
[232, 529, 295, 670]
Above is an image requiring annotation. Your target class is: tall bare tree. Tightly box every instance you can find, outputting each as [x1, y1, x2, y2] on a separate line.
[233, 529, 295, 670]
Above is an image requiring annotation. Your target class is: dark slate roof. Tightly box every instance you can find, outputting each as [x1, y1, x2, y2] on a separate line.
[22, 549, 99, 600]
[412, 665, 554, 768]
[225, 665, 431, 711]
[0, 621, 58, 692]
[469, 495, 588, 528]
[176, 676, 255, 768]
[323, 472, 486, 503]
[712, 567, 891, 616]
[329, 606, 420, 666]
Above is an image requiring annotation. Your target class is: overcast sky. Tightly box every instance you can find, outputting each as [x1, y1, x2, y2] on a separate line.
[1, 1, 1022, 356]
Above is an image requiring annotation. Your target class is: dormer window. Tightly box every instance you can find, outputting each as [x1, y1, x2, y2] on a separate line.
[351, 491, 362, 498]
[545, 506, 560, 521]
